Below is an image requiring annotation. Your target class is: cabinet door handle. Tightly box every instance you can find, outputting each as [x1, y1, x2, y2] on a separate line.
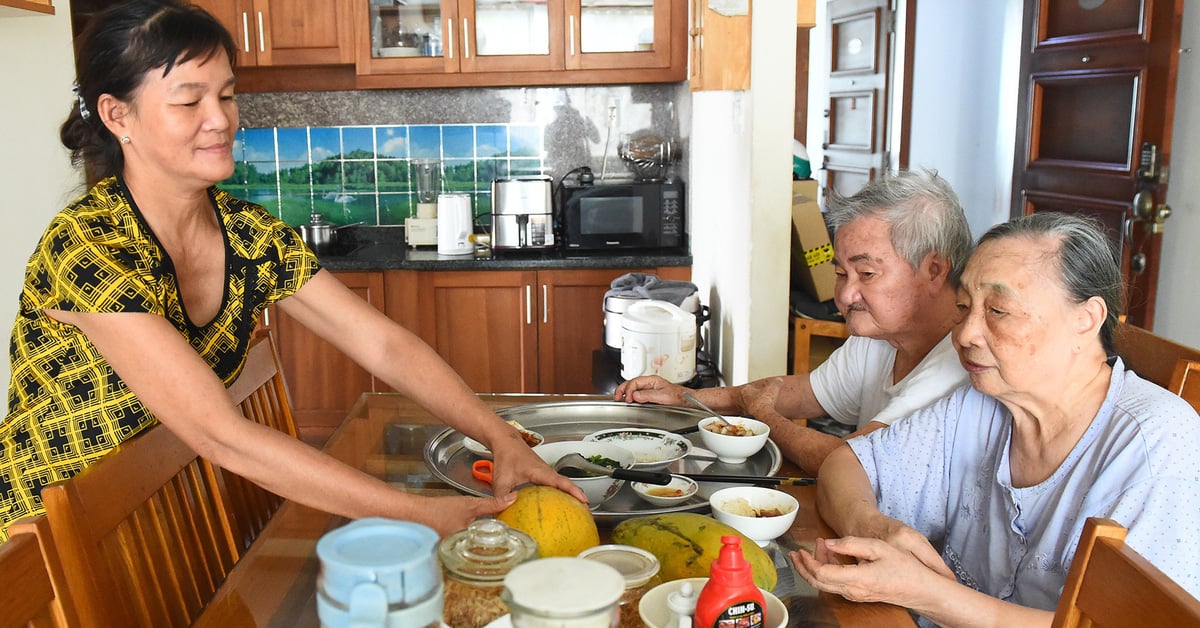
[463, 18, 470, 59]
[256, 11, 265, 53]
[447, 18, 454, 59]
[569, 15, 576, 56]
[525, 285, 532, 325]
[542, 284, 548, 323]
[241, 12, 251, 53]
[263, 308, 270, 328]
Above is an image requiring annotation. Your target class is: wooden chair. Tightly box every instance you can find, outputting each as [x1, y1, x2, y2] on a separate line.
[220, 333, 299, 551]
[1052, 517, 1200, 627]
[1169, 358, 1200, 414]
[1113, 321, 1200, 389]
[39, 424, 240, 628]
[791, 316, 849, 374]
[0, 516, 77, 628]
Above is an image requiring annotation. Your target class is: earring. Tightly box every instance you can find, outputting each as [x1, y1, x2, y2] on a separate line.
[120, 136, 130, 144]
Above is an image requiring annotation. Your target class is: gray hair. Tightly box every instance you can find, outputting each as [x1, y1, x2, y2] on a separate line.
[826, 170, 973, 287]
[977, 212, 1123, 354]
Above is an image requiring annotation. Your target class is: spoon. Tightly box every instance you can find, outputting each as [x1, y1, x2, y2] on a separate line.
[552, 453, 673, 486]
[681, 392, 733, 428]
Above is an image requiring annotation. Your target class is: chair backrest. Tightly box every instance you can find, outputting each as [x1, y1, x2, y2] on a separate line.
[39, 424, 239, 628]
[220, 332, 298, 550]
[1169, 358, 1200, 414]
[0, 516, 77, 628]
[1052, 517, 1200, 628]
[1114, 321, 1200, 389]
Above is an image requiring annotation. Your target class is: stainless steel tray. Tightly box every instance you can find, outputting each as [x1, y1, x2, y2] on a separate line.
[422, 401, 783, 525]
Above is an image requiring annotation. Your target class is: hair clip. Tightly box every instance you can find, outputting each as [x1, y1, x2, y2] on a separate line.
[72, 82, 91, 121]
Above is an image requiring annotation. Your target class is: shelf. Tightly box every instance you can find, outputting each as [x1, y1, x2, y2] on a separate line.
[0, 0, 55, 16]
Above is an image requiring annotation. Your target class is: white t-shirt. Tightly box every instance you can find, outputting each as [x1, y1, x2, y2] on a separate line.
[809, 334, 967, 429]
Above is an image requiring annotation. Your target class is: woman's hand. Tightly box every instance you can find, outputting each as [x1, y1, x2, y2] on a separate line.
[488, 429, 588, 503]
[413, 493, 519, 537]
[613, 375, 685, 405]
[790, 535, 948, 607]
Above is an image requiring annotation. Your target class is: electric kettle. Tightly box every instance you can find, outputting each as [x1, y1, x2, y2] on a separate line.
[437, 193, 474, 256]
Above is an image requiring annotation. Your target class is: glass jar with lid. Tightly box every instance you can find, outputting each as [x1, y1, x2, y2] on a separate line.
[577, 544, 662, 628]
[438, 518, 537, 628]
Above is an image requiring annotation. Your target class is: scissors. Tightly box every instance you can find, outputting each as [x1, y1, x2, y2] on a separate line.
[471, 459, 494, 485]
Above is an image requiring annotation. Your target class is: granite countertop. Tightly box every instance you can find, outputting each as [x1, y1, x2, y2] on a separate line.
[316, 226, 692, 271]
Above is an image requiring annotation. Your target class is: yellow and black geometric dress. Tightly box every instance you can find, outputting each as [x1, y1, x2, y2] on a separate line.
[0, 176, 319, 540]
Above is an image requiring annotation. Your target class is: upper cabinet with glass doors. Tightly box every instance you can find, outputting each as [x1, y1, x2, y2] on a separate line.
[354, 0, 684, 88]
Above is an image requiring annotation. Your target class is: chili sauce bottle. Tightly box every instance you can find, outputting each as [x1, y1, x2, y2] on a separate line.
[694, 535, 766, 628]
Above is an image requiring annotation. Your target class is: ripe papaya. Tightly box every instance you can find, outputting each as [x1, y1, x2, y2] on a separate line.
[496, 485, 600, 557]
[611, 512, 777, 590]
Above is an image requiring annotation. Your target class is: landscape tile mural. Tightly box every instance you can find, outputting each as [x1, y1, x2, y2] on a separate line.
[224, 124, 545, 227]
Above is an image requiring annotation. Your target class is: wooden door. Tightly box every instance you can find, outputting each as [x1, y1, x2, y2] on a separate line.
[1011, 0, 1183, 328]
[418, 270, 538, 393]
[821, 0, 892, 196]
[273, 271, 383, 446]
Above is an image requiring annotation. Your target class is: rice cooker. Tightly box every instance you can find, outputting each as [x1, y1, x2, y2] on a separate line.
[620, 300, 697, 384]
[604, 291, 701, 355]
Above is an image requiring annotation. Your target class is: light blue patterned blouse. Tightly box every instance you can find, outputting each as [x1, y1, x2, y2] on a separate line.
[848, 358, 1200, 621]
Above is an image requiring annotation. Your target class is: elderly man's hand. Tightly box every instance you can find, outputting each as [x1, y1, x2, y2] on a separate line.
[613, 375, 686, 406]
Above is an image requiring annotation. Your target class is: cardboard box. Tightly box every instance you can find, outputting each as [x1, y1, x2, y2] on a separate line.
[790, 180, 836, 303]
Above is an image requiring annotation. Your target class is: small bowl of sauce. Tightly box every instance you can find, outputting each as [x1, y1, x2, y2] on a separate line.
[631, 475, 699, 507]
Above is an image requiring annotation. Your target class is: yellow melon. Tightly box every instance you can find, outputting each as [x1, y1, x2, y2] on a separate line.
[496, 486, 599, 557]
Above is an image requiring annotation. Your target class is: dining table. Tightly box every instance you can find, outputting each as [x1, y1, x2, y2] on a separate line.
[193, 393, 916, 627]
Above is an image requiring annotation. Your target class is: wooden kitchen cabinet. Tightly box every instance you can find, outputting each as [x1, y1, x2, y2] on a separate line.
[416, 267, 691, 394]
[272, 270, 384, 446]
[688, 0, 751, 91]
[194, 0, 354, 68]
[353, 0, 686, 89]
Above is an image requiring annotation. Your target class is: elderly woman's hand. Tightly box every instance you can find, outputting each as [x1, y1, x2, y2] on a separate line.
[487, 429, 588, 503]
[790, 536, 950, 607]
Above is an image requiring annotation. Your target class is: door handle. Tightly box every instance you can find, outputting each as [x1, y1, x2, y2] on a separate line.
[240, 12, 251, 53]
[542, 285, 548, 324]
[256, 11, 265, 53]
[462, 18, 470, 59]
[525, 285, 532, 325]
[447, 18, 454, 59]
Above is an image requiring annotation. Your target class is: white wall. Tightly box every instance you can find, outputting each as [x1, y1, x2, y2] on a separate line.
[0, 6, 79, 387]
[688, 2, 796, 385]
[1155, 8, 1200, 348]
[907, 0, 1020, 238]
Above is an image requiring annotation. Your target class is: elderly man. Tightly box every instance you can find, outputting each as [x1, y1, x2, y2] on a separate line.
[614, 170, 972, 474]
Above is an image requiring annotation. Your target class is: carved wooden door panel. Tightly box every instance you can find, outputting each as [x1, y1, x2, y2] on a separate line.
[1011, 0, 1183, 328]
[822, 0, 892, 197]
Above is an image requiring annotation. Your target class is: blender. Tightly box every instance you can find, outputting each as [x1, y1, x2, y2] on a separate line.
[406, 159, 441, 247]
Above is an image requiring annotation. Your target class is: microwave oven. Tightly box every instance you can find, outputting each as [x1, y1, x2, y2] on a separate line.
[559, 180, 685, 251]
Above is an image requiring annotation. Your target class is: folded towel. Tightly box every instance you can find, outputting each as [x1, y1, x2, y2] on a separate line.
[605, 272, 698, 307]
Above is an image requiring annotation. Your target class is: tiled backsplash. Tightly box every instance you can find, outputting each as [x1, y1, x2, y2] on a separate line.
[231, 84, 691, 227]
[224, 123, 544, 227]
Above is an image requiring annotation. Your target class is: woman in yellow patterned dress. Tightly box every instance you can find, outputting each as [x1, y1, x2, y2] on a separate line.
[0, 0, 582, 541]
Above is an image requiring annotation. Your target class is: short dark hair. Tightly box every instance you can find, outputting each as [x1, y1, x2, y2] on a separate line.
[977, 212, 1124, 355]
[825, 169, 973, 287]
[60, 0, 236, 185]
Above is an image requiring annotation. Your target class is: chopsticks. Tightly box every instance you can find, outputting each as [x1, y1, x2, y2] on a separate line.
[677, 473, 815, 486]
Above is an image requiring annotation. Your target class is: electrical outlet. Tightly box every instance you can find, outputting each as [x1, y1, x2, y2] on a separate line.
[607, 98, 619, 128]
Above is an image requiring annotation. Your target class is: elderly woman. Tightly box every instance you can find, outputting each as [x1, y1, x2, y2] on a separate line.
[0, 0, 581, 542]
[792, 212, 1200, 626]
